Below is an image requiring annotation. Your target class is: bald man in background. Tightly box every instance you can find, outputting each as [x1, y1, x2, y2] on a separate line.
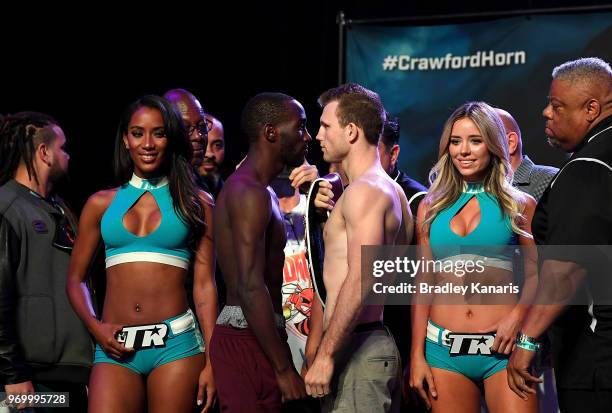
[164, 88, 226, 318]
[495, 108, 558, 201]
[164, 88, 208, 170]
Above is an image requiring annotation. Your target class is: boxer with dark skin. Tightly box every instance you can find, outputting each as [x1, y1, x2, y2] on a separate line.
[210, 93, 310, 411]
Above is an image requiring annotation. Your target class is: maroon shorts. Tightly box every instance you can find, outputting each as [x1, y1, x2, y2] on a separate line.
[210, 325, 283, 413]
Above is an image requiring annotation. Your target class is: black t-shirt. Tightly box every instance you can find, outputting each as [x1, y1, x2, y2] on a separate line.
[532, 115, 612, 389]
[394, 169, 427, 219]
[385, 170, 427, 370]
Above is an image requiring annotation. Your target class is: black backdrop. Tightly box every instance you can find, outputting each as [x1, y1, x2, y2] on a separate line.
[2, 0, 612, 212]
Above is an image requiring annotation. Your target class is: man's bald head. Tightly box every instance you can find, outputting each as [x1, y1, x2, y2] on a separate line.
[163, 88, 207, 167]
[207, 114, 224, 136]
[495, 108, 521, 138]
[495, 108, 523, 165]
[199, 114, 226, 177]
[163, 88, 205, 118]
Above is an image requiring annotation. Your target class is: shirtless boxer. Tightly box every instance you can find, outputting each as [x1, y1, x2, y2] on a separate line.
[209, 92, 311, 412]
[304, 84, 413, 413]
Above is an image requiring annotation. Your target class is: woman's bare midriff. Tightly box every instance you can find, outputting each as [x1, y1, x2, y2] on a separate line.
[103, 261, 188, 325]
[429, 266, 518, 332]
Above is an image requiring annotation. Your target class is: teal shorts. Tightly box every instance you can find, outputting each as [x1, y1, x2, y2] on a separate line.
[94, 309, 204, 375]
[425, 319, 508, 383]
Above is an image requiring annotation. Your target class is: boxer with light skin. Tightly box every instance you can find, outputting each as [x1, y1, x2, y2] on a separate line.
[304, 83, 412, 413]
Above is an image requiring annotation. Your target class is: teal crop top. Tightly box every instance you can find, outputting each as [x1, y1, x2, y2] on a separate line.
[101, 174, 191, 269]
[429, 182, 517, 270]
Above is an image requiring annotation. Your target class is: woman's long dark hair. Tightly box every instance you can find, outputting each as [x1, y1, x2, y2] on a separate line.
[113, 95, 205, 249]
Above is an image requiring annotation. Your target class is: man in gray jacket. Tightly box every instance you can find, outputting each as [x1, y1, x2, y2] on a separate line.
[0, 112, 92, 412]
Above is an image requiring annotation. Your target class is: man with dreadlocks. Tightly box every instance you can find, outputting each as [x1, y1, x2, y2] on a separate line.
[0, 112, 92, 411]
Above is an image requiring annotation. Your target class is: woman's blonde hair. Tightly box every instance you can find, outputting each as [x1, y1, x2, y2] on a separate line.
[423, 101, 530, 237]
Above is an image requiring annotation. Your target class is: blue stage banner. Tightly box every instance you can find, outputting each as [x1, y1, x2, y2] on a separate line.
[346, 11, 612, 184]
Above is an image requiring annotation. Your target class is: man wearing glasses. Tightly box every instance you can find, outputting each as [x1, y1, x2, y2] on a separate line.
[163, 89, 230, 319]
[0, 112, 92, 412]
[164, 88, 209, 170]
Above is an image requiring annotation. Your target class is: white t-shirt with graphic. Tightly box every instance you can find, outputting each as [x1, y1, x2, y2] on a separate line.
[281, 194, 314, 372]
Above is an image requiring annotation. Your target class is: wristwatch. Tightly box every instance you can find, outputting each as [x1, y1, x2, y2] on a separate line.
[516, 332, 541, 351]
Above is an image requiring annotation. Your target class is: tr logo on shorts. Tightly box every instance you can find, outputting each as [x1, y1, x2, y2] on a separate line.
[447, 333, 495, 355]
[116, 324, 168, 350]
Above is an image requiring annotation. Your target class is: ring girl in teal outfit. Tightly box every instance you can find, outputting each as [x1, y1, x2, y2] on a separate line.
[66, 95, 217, 412]
[408, 102, 538, 412]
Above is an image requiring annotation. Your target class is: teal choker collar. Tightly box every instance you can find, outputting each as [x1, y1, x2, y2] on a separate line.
[463, 182, 485, 194]
[129, 174, 169, 190]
